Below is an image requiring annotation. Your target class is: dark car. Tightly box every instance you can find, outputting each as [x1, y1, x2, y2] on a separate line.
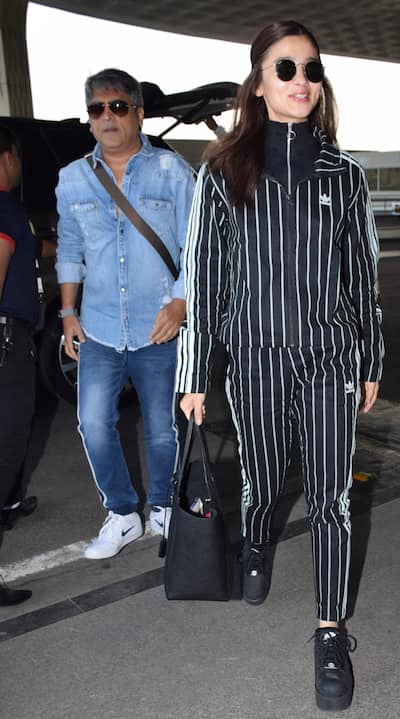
[0, 80, 238, 404]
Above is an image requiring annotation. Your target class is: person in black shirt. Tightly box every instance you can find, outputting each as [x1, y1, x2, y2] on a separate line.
[0, 124, 39, 606]
[178, 21, 383, 712]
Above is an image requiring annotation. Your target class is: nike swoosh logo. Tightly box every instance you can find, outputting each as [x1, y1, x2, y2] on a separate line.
[153, 519, 163, 528]
[121, 525, 137, 537]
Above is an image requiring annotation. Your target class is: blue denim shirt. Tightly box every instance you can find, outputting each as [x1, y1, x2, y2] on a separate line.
[55, 134, 195, 350]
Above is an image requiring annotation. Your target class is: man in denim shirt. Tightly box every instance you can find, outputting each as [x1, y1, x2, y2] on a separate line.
[56, 69, 195, 559]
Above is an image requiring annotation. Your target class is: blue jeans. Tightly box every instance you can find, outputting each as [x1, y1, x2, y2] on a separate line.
[77, 338, 177, 515]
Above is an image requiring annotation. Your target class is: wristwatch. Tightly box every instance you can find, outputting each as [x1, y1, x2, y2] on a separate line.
[58, 307, 78, 319]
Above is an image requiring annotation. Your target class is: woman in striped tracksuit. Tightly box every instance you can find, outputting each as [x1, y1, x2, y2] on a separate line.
[177, 20, 383, 711]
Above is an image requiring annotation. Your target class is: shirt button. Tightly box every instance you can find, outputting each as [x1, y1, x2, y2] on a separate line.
[121, 287, 125, 293]
[120, 257, 125, 263]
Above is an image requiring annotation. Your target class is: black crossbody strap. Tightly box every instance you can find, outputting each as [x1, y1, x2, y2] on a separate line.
[86, 155, 179, 280]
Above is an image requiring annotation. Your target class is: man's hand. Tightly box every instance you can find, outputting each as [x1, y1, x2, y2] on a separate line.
[62, 315, 86, 360]
[180, 393, 206, 426]
[359, 381, 379, 413]
[149, 298, 186, 344]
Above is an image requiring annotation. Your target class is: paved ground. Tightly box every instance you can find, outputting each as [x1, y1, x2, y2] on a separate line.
[0, 237, 399, 718]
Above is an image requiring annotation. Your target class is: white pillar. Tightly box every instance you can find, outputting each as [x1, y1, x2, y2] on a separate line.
[0, 0, 33, 117]
[0, 29, 10, 114]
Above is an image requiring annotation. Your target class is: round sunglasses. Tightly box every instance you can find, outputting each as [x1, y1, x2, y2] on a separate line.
[87, 99, 136, 119]
[264, 59, 324, 83]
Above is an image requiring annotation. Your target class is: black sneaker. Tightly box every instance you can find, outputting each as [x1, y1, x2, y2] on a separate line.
[242, 541, 271, 605]
[314, 628, 356, 711]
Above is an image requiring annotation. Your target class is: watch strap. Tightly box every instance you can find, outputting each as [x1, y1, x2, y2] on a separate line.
[58, 308, 77, 319]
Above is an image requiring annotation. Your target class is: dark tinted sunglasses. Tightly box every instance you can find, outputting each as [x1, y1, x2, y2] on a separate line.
[87, 99, 136, 119]
[272, 59, 324, 83]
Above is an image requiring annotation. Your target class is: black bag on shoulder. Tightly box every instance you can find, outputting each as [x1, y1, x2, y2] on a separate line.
[164, 415, 241, 601]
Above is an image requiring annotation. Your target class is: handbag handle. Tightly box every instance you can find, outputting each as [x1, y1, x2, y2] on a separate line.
[176, 413, 220, 510]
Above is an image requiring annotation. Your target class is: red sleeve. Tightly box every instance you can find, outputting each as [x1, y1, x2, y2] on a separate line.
[0, 232, 16, 252]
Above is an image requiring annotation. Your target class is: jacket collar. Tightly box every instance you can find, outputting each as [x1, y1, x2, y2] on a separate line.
[90, 132, 154, 167]
[313, 127, 345, 174]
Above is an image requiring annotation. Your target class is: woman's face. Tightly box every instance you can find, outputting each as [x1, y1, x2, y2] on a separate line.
[255, 34, 322, 124]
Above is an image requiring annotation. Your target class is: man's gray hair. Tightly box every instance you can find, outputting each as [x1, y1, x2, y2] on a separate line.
[85, 68, 144, 107]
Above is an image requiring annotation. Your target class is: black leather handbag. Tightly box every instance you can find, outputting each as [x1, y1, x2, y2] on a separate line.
[164, 415, 241, 601]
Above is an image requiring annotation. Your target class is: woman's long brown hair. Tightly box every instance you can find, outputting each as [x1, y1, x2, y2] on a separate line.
[204, 20, 338, 206]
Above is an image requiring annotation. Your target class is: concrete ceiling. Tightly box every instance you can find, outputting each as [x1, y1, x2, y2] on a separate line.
[34, 0, 400, 64]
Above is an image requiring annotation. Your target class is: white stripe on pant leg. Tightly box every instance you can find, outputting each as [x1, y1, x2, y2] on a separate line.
[225, 350, 252, 537]
[76, 352, 110, 509]
[294, 347, 357, 621]
[227, 347, 292, 545]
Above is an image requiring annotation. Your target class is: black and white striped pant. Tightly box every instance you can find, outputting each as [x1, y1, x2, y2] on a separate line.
[226, 345, 360, 622]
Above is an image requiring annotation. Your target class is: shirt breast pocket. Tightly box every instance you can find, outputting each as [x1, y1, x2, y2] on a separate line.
[138, 198, 172, 231]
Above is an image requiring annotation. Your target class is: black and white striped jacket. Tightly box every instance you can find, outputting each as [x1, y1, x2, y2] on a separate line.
[177, 128, 383, 393]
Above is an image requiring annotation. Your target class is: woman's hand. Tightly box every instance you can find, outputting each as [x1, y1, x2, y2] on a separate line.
[180, 392, 206, 425]
[359, 381, 379, 413]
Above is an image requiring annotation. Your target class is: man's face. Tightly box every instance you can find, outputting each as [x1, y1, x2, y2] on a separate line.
[87, 87, 144, 156]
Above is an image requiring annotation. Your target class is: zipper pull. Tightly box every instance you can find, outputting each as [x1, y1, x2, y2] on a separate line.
[287, 122, 296, 142]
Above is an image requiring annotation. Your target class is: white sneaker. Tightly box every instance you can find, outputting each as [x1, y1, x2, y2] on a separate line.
[149, 506, 172, 538]
[84, 511, 143, 559]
